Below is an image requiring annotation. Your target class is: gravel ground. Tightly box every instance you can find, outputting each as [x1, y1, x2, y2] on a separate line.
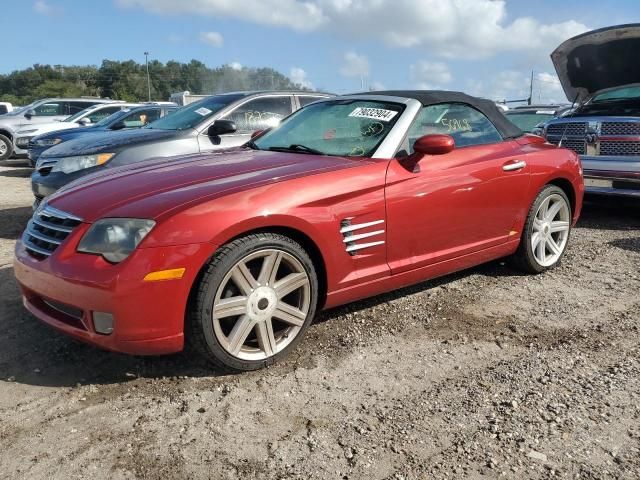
[0, 158, 638, 480]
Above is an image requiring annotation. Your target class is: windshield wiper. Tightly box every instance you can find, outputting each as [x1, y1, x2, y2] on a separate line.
[268, 144, 324, 155]
[245, 140, 260, 150]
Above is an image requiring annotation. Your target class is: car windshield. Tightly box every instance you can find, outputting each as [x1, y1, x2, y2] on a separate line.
[252, 99, 405, 157]
[5, 100, 38, 116]
[65, 107, 98, 123]
[147, 94, 245, 131]
[505, 112, 554, 132]
[592, 85, 640, 102]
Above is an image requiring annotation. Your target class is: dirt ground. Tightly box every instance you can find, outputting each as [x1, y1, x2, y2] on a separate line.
[0, 158, 638, 480]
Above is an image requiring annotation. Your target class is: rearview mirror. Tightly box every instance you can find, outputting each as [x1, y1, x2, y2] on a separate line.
[24, 109, 36, 120]
[413, 134, 455, 156]
[207, 120, 237, 137]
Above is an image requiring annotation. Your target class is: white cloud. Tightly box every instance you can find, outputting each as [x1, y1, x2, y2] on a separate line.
[340, 52, 369, 78]
[229, 62, 243, 71]
[34, 0, 58, 15]
[465, 70, 567, 103]
[118, 0, 588, 60]
[199, 31, 224, 48]
[290, 67, 314, 89]
[410, 61, 452, 89]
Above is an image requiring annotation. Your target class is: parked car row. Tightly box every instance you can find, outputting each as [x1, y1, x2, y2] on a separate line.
[9, 23, 638, 373]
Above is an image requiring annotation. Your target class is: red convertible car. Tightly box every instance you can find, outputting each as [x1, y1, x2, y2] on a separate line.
[14, 91, 584, 372]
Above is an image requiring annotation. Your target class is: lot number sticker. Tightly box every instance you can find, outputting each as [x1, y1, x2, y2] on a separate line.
[195, 107, 212, 116]
[349, 107, 398, 122]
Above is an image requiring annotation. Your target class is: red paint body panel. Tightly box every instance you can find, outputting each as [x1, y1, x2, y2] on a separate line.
[14, 136, 583, 355]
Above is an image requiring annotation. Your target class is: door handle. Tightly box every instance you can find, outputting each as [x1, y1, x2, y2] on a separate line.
[503, 160, 527, 171]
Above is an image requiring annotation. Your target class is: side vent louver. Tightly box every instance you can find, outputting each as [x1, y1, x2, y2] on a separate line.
[340, 218, 385, 255]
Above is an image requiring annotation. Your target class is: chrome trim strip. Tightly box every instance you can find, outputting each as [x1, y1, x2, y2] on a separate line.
[25, 223, 61, 245]
[346, 241, 385, 253]
[22, 233, 53, 256]
[39, 204, 83, 222]
[340, 219, 384, 234]
[32, 217, 74, 233]
[342, 230, 384, 243]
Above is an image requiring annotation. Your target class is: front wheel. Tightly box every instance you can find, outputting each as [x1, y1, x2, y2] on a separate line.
[0, 134, 12, 161]
[188, 233, 318, 372]
[511, 185, 572, 274]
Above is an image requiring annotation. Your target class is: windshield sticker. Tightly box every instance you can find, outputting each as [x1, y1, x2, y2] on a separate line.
[349, 107, 398, 122]
[195, 107, 212, 116]
[536, 110, 555, 114]
[441, 118, 471, 132]
[361, 122, 385, 137]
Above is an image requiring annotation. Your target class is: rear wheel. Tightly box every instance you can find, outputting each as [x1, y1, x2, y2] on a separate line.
[188, 233, 318, 372]
[0, 134, 12, 161]
[511, 185, 572, 273]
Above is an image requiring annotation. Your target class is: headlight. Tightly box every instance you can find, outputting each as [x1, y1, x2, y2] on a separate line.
[77, 218, 155, 263]
[34, 138, 62, 147]
[51, 153, 114, 174]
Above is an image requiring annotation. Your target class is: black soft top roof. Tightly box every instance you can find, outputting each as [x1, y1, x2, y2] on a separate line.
[364, 90, 523, 139]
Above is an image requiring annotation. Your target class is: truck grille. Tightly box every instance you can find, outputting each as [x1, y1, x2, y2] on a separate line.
[601, 122, 640, 136]
[553, 139, 586, 155]
[22, 204, 83, 258]
[600, 141, 640, 156]
[546, 122, 586, 137]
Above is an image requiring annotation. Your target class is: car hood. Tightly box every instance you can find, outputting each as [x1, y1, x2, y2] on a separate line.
[40, 128, 182, 158]
[47, 148, 372, 222]
[551, 23, 640, 102]
[17, 121, 77, 136]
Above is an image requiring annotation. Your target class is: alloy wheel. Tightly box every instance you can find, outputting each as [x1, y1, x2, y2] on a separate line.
[212, 249, 311, 361]
[531, 193, 570, 267]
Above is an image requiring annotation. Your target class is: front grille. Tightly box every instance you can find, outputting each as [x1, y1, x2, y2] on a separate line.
[36, 158, 58, 176]
[548, 138, 586, 155]
[601, 122, 640, 136]
[22, 204, 83, 258]
[600, 141, 640, 156]
[546, 122, 586, 137]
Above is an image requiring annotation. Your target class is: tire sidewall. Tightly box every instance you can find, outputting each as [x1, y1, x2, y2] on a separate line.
[0, 134, 12, 161]
[522, 185, 571, 273]
[197, 234, 318, 371]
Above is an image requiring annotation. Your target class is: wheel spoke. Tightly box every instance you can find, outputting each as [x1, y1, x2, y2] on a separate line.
[255, 320, 277, 357]
[531, 231, 542, 251]
[536, 237, 546, 263]
[227, 315, 255, 355]
[213, 296, 247, 319]
[273, 301, 306, 327]
[257, 251, 282, 286]
[231, 262, 259, 295]
[550, 220, 570, 233]
[539, 196, 551, 220]
[533, 218, 544, 233]
[274, 272, 309, 298]
[545, 200, 563, 221]
[547, 236, 562, 256]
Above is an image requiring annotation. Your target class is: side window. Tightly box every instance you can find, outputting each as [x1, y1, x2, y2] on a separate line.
[33, 102, 64, 116]
[221, 96, 293, 133]
[298, 96, 325, 107]
[406, 103, 503, 152]
[86, 106, 121, 123]
[69, 101, 95, 114]
[121, 108, 161, 128]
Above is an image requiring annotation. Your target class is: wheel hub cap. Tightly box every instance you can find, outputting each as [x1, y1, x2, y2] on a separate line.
[248, 286, 277, 321]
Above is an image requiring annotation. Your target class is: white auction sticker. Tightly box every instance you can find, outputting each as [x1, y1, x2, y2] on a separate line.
[349, 107, 398, 122]
[195, 107, 212, 116]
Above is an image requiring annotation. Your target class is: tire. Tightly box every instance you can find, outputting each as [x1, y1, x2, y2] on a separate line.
[188, 232, 318, 372]
[511, 185, 572, 274]
[0, 134, 12, 161]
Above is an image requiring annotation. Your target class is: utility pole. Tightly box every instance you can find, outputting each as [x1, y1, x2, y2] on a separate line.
[528, 70, 534, 105]
[144, 51, 151, 101]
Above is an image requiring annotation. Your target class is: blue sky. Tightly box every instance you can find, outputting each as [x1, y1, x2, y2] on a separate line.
[4, 1, 639, 102]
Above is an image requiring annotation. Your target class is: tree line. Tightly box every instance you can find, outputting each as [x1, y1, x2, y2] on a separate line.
[0, 60, 309, 105]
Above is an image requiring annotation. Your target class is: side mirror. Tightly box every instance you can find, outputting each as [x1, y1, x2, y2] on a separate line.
[207, 120, 237, 137]
[111, 121, 126, 130]
[24, 109, 36, 120]
[78, 117, 91, 126]
[413, 134, 455, 155]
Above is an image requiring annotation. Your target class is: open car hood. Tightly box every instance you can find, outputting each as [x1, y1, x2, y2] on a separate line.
[551, 24, 640, 102]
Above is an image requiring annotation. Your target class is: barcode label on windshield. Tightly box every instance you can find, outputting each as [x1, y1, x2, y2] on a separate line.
[349, 107, 398, 122]
[195, 107, 212, 116]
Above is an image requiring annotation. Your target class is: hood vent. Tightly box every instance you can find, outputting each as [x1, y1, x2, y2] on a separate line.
[340, 219, 385, 255]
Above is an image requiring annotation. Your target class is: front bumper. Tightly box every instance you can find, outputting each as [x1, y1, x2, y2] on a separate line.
[14, 232, 215, 355]
[31, 166, 100, 200]
[581, 156, 640, 198]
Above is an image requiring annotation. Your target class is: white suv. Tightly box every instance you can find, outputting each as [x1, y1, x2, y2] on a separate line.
[0, 97, 116, 160]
